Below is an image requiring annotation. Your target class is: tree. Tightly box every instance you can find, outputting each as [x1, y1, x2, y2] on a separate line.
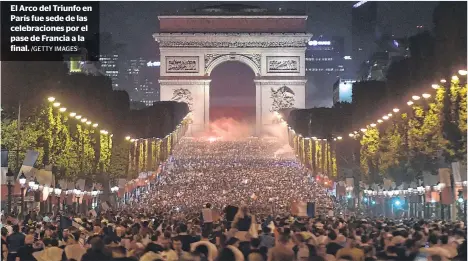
[360, 127, 380, 184]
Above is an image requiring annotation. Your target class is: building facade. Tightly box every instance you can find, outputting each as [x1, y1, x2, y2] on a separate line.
[305, 36, 351, 107]
[99, 54, 120, 90]
[122, 58, 161, 107]
[351, 1, 378, 78]
[332, 78, 355, 105]
[358, 36, 410, 81]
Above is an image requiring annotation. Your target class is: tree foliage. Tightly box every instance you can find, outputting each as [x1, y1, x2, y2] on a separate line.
[1, 58, 190, 182]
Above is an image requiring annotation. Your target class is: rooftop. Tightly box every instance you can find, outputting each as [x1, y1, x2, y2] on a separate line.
[164, 4, 305, 16]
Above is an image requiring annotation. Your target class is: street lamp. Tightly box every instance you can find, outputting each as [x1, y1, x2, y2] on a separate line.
[28, 178, 39, 213]
[6, 169, 15, 215]
[91, 188, 99, 209]
[28, 177, 35, 188]
[54, 184, 62, 196]
[19, 172, 26, 217]
[111, 185, 119, 193]
[32, 178, 39, 191]
[18, 172, 26, 186]
[111, 184, 119, 209]
[74, 187, 82, 214]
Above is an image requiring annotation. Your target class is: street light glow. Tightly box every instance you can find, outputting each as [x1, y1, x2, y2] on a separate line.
[377, 119, 383, 123]
[370, 123, 376, 127]
[431, 84, 440, 89]
[440, 79, 447, 83]
[337, 136, 342, 140]
[125, 136, 131, 140]
[382, 115, 389, 120]
[48, 97, 56, 102]
[349, 133, 354, 137]
[387, 113, 393, 117]
[92, 123, 98, 127]
[75, 115, 82, 119]
[86, 121, 91, 125]
[452, 75, 459, 81]
[422, 93, 431, 99]
[70, 112, 76, 117]
[18, 172, 26, 185]
[81, 118, 87, 123]
[53, 102, 61, 107]
[360, 128, 367, 132]
[130, 139, 136, 142]
[393, 108, 399, 113]
[407, 101, 414, 106]
[412, 95, 420, 100]
[458, 70, 467, 76]
[59, 107, 67, 112]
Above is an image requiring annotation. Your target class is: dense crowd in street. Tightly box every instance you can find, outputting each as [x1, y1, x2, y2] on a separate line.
[138, 137, 335, 217]
[1, 137, 466, 261]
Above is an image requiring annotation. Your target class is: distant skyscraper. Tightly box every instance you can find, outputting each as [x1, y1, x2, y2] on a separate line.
[305, 36, 348, 107]
[351, 1, 378, 78]
[359, 36, 410, 81]
[333, 79, 355, 105]
[123, 57, 160, 106]
[99, 54, 120, 89]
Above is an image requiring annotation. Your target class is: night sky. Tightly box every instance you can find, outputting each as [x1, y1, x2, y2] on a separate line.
[99, 1, 439, 110]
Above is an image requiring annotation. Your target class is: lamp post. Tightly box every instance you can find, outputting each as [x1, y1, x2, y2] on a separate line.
[27, 177, 34, 215]
[54, 184, 62, 212]
[66, 188, 73, 212]
[111, 184, 119, 209]
[42, 185, 50, 214]
[74, 187, 82, 214]
[6, 169, 15, 215]
[91, 188, 99, 210]
[18, 172, 27, 218]
[30, 178, 39, 213]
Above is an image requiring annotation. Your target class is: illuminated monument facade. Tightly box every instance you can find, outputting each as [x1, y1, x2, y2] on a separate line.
[154, 5, 311, 134]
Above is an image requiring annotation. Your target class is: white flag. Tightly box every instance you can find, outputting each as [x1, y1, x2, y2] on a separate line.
[17, 150, 39, 178]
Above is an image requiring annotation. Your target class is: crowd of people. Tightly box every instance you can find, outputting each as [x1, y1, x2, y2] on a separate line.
[141, 137, 335, 217]
[1, 136, 466, 261]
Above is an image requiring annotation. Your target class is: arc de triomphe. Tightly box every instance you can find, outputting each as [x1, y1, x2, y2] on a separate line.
[154, 14, 312, 134]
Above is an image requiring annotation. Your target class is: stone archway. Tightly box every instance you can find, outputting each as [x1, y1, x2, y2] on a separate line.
[205, 53, 261, 76]
[209, 59, 257, 126]
[154, 16, 311, 135]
